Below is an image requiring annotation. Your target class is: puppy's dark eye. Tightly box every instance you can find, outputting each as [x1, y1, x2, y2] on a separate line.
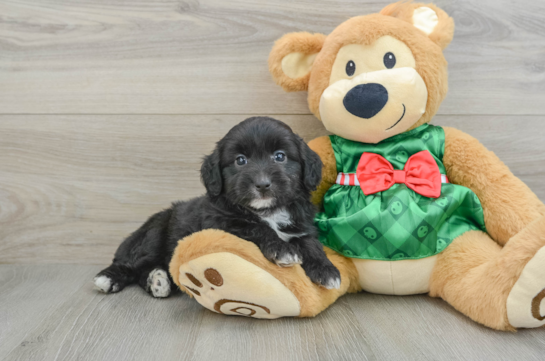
[383, 52, 396, 69]
[273, 151, 286, 163]
[346, 60, 355, 76]
[235, 155, 247, 166]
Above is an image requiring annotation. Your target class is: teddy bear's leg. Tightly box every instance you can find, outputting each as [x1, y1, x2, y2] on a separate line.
[429, 215, 545, 331]
[169, 229, 359, 319]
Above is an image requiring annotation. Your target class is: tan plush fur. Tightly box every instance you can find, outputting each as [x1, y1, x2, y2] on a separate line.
[406, 7, 544, 329]
[430, 216, 545, 331]
[380, 2, 454, 50]
[434, 127, 545, 330]
[443, 127, 545, 245]
[169, 229, 360, 317]
[268, 32, 327, 92]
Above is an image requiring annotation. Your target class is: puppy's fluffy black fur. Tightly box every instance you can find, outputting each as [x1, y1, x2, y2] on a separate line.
[94, 117, 340, 298]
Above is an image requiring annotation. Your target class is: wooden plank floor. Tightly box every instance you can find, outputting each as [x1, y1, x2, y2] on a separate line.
[2, 0, 545, 115]
[1, 265, 544, 361]
[1, 0, 545, 360]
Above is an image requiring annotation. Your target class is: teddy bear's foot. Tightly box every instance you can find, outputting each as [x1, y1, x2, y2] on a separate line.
[430, 215, 545, 330]
[507, 245, 545, 328]
[177, 252, 300, 318]
[169, 229, 358, 319]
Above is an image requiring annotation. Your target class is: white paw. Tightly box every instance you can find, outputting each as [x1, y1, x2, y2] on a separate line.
[94, 275, 118, 293]
[147, 269, 171, 298]
[275, 253, 302, 267]
[323, 276, 341, 290]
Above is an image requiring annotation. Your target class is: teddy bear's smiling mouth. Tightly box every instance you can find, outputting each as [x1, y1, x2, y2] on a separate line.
[385, 104, 406, 130]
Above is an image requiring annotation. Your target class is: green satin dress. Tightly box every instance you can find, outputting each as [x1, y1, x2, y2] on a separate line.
[315, 124, 487, 261]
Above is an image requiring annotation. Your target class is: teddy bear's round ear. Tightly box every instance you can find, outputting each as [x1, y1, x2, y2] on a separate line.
[268, 32, 326, 92]
[381, 2, 454, 50]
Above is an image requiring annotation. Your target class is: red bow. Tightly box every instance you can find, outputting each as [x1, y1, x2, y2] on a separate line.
[356, 151, 442, 198]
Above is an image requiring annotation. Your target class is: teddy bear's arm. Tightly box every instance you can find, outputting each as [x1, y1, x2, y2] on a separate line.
[442, 126, 545, 245]
[308, 136, 337, 207]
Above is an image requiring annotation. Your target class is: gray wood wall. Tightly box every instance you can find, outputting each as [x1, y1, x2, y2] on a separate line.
[1, 0, 544, 264]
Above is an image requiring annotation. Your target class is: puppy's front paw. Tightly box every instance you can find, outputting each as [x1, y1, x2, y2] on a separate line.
[275, 252, 302, 267]
[261, 242, 303, 267]
[304, 263, 341, 289]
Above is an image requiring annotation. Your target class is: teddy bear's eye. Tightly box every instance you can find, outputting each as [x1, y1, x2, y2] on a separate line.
[346, 60, 356, 76]
[383, 52, 396, 69]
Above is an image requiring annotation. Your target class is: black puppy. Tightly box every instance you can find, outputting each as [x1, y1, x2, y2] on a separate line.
[94, 116, 341, 298]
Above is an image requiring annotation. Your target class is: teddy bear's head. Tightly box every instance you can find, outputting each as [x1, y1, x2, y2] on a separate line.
[269, 2, 454, 144]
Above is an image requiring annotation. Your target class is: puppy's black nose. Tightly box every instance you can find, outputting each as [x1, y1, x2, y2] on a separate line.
[255, 179, 271, 192]
[343, 83, 388, 119]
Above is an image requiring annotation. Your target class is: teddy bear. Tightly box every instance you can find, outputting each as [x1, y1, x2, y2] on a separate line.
[169, 2, 545, 331]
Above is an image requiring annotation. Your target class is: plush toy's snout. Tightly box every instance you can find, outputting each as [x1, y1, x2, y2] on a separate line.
[343, 83, 388, 119]
[319, 67, 427, 144]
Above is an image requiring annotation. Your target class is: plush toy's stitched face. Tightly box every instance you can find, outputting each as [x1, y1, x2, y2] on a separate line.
[320, 36, 427, 143]
[269, 2, 455, 144]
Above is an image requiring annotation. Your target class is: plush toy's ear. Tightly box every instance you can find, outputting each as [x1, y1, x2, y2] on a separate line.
[381, 2, 454, 50]
[268, 32, 326, 92]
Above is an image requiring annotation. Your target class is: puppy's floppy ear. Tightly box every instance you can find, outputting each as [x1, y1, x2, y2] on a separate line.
[269, 32, 326, 92]
[200, 148, 222, 197]
[297, 136, 323, 191]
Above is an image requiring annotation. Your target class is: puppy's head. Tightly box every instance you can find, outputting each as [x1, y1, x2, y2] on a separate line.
[201, 117, 322, 210]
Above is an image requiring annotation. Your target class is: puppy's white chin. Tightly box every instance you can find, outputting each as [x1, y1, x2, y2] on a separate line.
[249, 198, 275, 209]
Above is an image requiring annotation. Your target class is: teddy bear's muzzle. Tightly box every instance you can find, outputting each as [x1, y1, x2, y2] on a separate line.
[319, 67, 428, 144]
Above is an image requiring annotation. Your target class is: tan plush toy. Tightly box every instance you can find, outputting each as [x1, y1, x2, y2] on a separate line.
[170, 2, 545, 330]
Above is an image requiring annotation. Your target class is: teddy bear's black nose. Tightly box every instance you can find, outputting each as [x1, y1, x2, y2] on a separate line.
[343, 83, 388, 119]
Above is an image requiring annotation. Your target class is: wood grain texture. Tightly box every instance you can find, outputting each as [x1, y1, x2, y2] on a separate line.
[0, 265, 101, 358]
[2, 265, 545, 361]
[185, 297, 374, 361]
[1, 0, 545, 114]
[346, 293, 545, 361]
[0, 114, 543, 264]
[0, 265, 375, 361]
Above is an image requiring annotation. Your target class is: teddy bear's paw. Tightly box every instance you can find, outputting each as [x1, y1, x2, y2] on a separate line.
[176, 252, 301, 319]
[507, 246, 545, 328]
[146, 268, 171, 298]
